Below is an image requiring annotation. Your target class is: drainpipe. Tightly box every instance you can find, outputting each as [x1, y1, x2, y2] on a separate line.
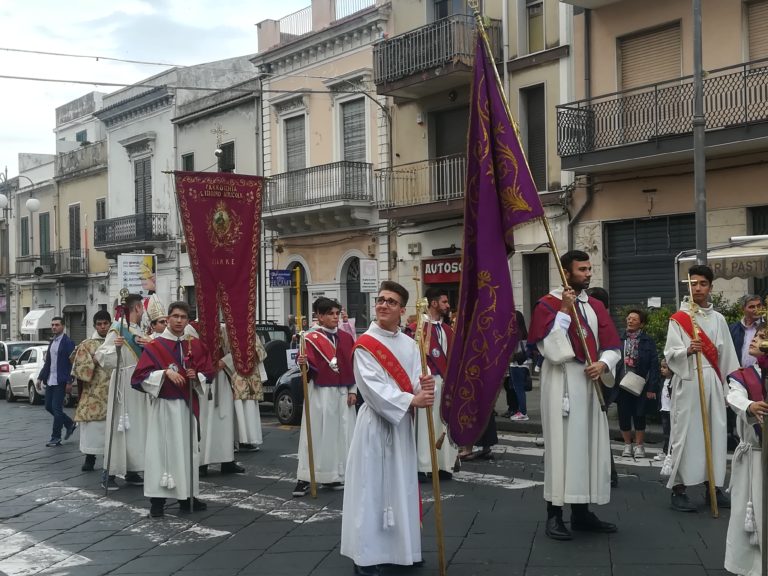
[566, 9, 594, 251]
[502, 0, 509, 98]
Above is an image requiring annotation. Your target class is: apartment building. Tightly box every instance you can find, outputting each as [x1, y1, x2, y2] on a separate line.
[255, 0, 390, 328]
[558, 0, 768, 308]
[373, 0, 572, 318]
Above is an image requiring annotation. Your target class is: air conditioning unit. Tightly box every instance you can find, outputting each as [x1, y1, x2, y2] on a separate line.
[407, 242, 421, 256]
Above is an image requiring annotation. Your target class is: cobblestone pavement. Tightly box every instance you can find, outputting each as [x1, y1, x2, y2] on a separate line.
[0, 399, 731, 576]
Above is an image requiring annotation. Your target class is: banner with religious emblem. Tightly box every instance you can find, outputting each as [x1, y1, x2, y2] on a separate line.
[440, 29, 545, 447]
[174, 172, 264, 375]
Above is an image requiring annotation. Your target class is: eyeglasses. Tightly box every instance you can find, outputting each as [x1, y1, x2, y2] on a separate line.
[375, 296, 402, 308]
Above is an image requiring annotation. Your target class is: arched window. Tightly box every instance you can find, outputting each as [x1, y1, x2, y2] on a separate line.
[343, 257, 369, 333]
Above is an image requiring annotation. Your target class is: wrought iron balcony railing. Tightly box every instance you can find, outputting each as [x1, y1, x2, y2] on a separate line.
[264, 161, 374, 212]
[557, 58, 768, 156]
[50, 249, 88, 275]
[94, 213, 170, 247]
[373, 15, 502, 86]
[374, 154, 466, 209]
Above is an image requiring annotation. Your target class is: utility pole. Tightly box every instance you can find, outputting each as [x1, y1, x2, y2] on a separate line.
[693, 0, 707, 265]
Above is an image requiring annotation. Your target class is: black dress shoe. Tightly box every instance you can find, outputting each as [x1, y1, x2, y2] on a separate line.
[705, 488, 731, 509]
[221, 461, 245, 474]
[417, 472, 430, 484]
[82, 454, 96, 472]
[199, 465, 208, 477]
[149, 497, 165, 518]
[178, 497, 208, 513]
[353, 564, 381, 576]
[545, 515, 572, 540]
[571, 511, 617, 533]
[438, 470, 453, 481]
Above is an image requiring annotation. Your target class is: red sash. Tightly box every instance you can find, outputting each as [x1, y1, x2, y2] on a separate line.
[422, 322, 453, 377]
[671, 311, 722, 382]
[354, 334, 414, 394]
[305, 330, 337, 367]
[728, 367, 765, 402]
[144, 338, 200, 418]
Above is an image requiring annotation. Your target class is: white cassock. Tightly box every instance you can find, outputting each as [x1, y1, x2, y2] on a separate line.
[341, 323, 423, 567]
[233, 363, 266, 448]
[199, 352, 235, 466]
[297, 380, 357, 484]
[663, 302, 740, 488]
[136, 336, 206, 501]
[725, 369, 763, 576]
[538, 289, 620, 506]
[416, 374, 457, 474]
[95, 324, 149, 476]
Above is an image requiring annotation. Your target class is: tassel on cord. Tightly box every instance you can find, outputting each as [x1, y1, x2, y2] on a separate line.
[561, 391, 570, 417]
[167, 474, 176, 489]
[660, 453, 673, 477]
[387, 507, 395, 527]
[750, 531, 760, 547]
[382, 509, 388, 530]
[745, 500, 757, 534]
[123, 413, 130, 431]
[160, 472, 168, 488]
[117, 414, 124, 432]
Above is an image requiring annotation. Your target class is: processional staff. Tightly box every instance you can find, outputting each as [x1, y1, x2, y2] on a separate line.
[104, 287, 129, 497]
[295, 266, 318, 499]
[413, 266, 447, 576]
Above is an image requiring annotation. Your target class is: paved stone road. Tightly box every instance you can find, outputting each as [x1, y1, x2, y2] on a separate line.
[0, 399, 731, 576]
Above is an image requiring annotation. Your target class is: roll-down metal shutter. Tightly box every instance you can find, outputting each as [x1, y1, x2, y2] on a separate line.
[619, 24, 681, 90]
[605, 214, 695, 318]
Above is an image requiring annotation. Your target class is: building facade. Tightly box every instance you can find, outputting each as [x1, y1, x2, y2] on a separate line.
[255, 0, 390, 328]
[559, 0, 768, 310]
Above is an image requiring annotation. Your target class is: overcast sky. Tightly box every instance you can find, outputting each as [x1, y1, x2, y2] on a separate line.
[0, 0, 309, 176]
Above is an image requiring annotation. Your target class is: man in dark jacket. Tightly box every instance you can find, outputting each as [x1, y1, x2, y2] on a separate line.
[38, 316, 77, 447]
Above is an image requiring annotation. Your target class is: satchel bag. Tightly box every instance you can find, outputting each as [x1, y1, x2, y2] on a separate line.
[619, 370, 646, 396]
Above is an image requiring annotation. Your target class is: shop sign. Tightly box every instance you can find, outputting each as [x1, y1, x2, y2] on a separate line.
[423, 256, 462, 283]
[269, 269, 293, 288]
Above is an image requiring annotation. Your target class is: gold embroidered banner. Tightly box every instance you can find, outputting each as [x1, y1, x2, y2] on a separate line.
[174, 172, 263, 375]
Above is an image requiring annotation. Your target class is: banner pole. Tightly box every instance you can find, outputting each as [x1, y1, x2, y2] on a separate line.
[468, 0, 607, 409]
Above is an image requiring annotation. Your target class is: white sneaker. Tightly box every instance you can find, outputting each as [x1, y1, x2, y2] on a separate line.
[653, 451, 666, 462]
[621, 444, 633, 457]
[633, 445, 646, 458]
[510, 412, 529, 421]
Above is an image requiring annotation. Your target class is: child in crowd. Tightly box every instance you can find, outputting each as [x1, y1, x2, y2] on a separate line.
[654, 359, 673, 462]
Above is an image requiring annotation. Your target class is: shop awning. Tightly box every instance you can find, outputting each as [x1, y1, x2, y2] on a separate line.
[21, 308, 55, 335]
[675, 235, 768, 302]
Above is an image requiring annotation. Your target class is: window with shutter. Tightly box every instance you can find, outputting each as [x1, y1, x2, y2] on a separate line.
[134, 157, 152, 214]
[96, 198, 106, 222]
[527, 0, 544, 54]
[748, 0, 768, 61]
[20, 217, 29, 257]
[522, 84, 547, 191]
[341, 99, 366, 162]
[619, 24, 681, 90]
[69, 204, 81, 252]
[182, 153, 194, 171]
[39, 212, 50, 257]
[285, 116, 306, 171]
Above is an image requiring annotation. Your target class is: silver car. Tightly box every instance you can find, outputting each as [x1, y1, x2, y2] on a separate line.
[5, 346, 48, 405]
[0, 341, 47, 398]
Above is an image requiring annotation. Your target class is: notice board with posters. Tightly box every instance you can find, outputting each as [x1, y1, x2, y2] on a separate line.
[117, 253, 157, 296]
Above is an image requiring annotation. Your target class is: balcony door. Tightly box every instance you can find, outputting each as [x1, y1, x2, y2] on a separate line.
[431, 106, 468, 201]
[343, 257, 369, 333]
[69, 204, 82, 274]
[284, 115, 307, 207]
[134, 157, 152, 240]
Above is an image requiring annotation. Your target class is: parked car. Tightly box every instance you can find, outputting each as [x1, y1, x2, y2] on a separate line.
[5, 345, 48, 405]
[273, 365, 303, 425]
[0, 341, 47, 398]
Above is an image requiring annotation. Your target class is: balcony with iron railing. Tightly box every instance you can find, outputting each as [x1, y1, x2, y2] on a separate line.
[93, 213, 172, 259]
[373, 15, 502, 99]
[374, 154, 466, 220]
[557, 58, 768, 172]
[263, 161, 377, 235]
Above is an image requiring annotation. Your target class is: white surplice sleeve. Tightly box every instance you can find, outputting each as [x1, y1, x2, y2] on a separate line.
[727, 378, 760, 426]
[94, 330, 119, 369]
[538, 312, 576, 365]
[664, 319, 692, 382]
[353, 348, 414, 426]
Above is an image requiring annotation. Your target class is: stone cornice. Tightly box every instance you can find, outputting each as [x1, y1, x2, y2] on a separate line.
[95, 87, 173, 128]
[252, 6, 390, 78]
